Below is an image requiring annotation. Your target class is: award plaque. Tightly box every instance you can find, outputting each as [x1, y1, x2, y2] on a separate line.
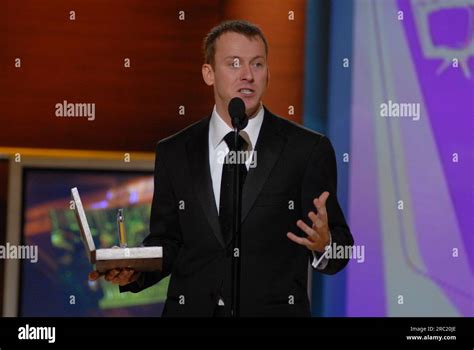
[71, 187, 162, 273]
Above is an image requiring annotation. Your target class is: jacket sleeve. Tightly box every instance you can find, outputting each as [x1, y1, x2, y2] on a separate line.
[120, 141, 182, 293]
[301, 135, 354, 275]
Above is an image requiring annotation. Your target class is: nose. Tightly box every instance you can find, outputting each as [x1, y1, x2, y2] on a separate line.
[240, 63, 254, 82]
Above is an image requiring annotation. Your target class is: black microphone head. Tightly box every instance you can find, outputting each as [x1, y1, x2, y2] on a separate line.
[228, 97, 248, 130]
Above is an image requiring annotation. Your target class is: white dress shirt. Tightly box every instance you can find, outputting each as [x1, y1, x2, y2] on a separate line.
[209, 104, 263, 211]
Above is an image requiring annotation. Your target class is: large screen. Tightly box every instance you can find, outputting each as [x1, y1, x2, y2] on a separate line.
[19, 168, 168, 317]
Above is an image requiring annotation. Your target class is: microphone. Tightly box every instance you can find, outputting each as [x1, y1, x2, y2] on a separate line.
[226, 97, 248, 318]
[228, 97, 248, 131]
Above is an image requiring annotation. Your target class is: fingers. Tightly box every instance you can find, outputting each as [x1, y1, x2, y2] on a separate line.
[308, 211, 325, 230]
[286, 232, 314, 248]
[113, 269, 133, 284]
[90, 268, 138, 286]
[318, 191, 330, 204]
[289, 216, 328, 252]
[288, 192, 331, 252]
[104, 269, 121, 282]
[88, 271, 102, 281]
[308, 211, 324, 229]
[116, 270, 140, 286]
[111, 269, 138, 286]
[296, 219, 319, 241]
[313, 191, 330, 218]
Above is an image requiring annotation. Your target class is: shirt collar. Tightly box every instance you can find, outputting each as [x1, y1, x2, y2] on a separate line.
[209, 103, 264, 151]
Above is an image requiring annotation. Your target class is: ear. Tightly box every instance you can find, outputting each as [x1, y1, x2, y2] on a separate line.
[202, 64, 214, 86]
[266, 66, 270, 87]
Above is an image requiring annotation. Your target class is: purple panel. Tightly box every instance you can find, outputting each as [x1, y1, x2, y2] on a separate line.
[429, 8, 471, 48]
[347, 7, 386, 316]
[396, 0, 474, 315]
[398, 0, 474, 275]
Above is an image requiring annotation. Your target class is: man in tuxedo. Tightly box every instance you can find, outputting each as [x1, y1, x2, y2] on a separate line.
[90, 20, 353, 317]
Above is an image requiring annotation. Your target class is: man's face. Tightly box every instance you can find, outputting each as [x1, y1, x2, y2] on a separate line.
[202, 32, 269, 118]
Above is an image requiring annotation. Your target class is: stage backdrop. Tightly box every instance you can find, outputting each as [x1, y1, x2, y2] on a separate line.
[305, 0, 473, 316]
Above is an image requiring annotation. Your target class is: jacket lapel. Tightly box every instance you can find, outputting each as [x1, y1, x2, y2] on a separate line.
[241, 109, 286, 223]
[186, 118, 225, 248]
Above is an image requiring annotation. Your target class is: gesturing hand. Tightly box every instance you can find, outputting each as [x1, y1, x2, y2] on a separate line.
[287, 191, 331, 253]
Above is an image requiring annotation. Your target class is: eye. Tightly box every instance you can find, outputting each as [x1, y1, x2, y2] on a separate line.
[230, 58, 240, 68]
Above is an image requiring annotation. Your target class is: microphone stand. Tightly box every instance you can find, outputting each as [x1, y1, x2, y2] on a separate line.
[230, 120, 244, 318]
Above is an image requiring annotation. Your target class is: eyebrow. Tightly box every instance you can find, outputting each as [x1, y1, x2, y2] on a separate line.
[224, 55, 265, 61]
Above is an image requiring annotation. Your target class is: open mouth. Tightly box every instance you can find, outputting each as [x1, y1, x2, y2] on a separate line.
[238, 88, 255, 96]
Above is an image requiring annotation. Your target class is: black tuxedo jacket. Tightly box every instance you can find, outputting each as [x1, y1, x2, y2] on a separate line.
[122, 107, 354, 317]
